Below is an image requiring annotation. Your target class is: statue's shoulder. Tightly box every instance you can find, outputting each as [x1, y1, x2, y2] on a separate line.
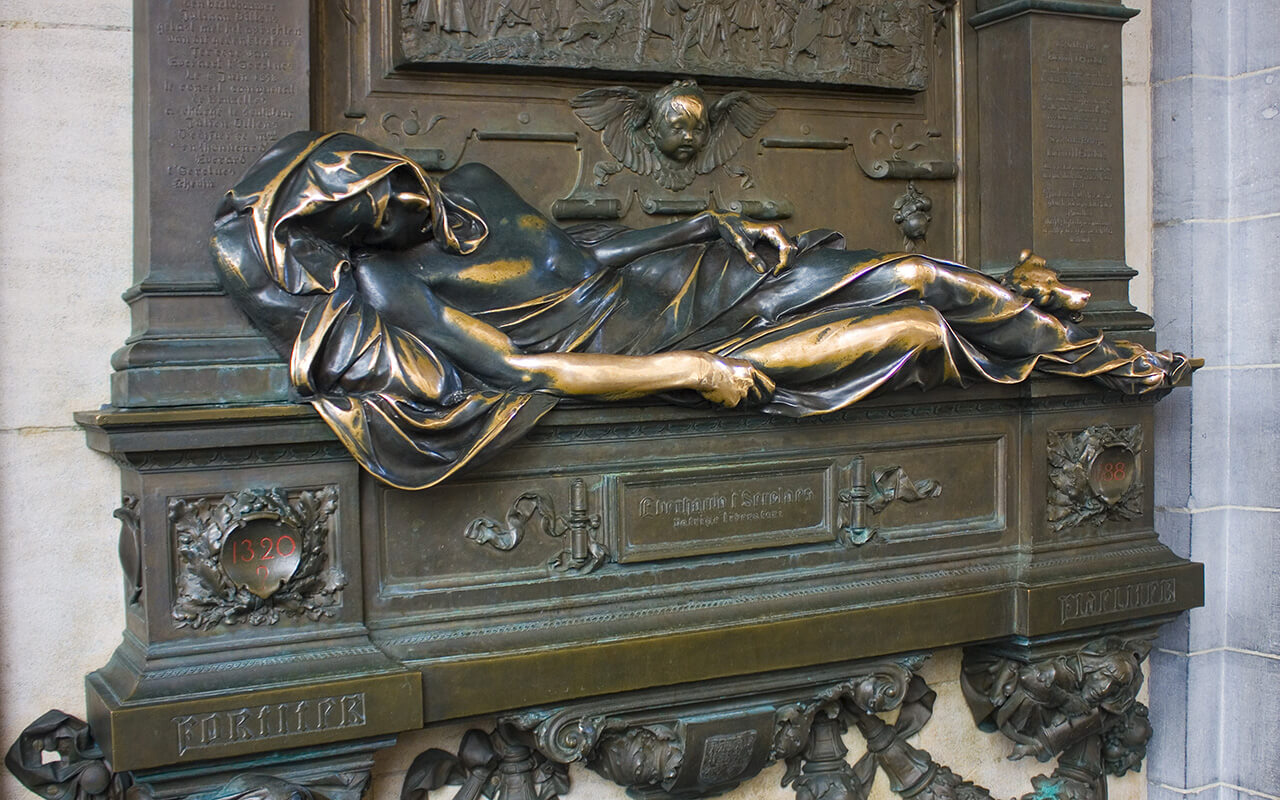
[440, 163, 542, 221]
[440, 162, 511, 194]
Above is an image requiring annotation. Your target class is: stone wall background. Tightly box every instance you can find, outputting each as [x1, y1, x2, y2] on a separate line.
[0, 1, 1193, 799]
[1147, 2, 1280, 800]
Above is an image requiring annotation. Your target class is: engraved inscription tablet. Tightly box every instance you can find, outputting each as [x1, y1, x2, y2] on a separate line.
[1035, 34, 1122, 254]
[1058, 579, 1176, 626]
[173, 692, 366, 757]
[147, 0, 308, 271]
[698, 730, 757, 785]
[399, 0, 940, 90]
[611, 460, 834, 563]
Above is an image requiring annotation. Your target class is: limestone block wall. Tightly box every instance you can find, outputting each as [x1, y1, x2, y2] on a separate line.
[0, 1, 135, 792]
[0, 2, 1162, 799]
[1147, 2, 1280, 799]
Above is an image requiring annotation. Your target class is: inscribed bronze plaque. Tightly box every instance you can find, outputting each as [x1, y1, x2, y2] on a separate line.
[88, 672, 422, 772]
[1033, 27, 1125, 256]
[399, 0, 941, 90]
[610, 460, 834, 562]
[144, 0, 308, 273]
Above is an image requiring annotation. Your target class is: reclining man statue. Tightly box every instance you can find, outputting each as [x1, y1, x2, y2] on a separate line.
[212, 131, 1189, 489]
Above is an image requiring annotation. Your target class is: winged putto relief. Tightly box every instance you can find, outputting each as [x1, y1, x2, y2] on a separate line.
[570, 79, 776, 191]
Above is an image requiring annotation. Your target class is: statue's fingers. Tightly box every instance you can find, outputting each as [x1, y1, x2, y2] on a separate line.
[772, 231, 797, 274]
[740, 242, 766, 273]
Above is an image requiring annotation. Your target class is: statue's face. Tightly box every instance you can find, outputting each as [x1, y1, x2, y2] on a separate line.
[364, 190, 433, 247]
[650, 95, 709, 163]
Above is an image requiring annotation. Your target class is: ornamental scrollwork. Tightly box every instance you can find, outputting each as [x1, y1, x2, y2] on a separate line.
[400, 641, 1154, 800]
[170, 487, 345, 630]
[1047, 425, 1143, 534]
[839, 456, 942, 545]
[464, 479, 608, 575]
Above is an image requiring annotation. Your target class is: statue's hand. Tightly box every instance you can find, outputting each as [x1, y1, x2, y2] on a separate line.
[707, 211, 797, 276]
[696, 354, 775, 408]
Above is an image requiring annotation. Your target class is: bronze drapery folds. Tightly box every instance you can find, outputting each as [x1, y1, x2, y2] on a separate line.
[211, 132, 1189, 490]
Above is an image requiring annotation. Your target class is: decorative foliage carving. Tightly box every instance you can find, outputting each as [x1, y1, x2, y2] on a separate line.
[401, 0, 949, 91]
[590, 725, 685, 794]
[170, 487, 345, 630]
[1101, 703, 1150, 778]
[571, 80, 775, 192]
[4, 711, 132, 800]
[113, 496, 142, 607]
[1047, 425, 1143, 533]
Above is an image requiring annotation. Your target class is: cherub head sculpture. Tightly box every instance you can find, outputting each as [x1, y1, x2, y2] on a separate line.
[571, 79, 776, 191]
[647, 81, 710, 163]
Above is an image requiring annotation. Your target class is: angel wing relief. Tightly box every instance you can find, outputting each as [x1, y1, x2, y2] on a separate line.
[570, 79, 776, 193]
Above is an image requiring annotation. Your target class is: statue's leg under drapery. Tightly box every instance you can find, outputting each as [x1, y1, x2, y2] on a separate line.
[720, 255, 1186, 413]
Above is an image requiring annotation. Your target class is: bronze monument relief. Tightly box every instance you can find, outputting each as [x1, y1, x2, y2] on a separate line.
[5, 2, 1207, 799]
[212, 131, 1190, 489]
[400, 0, 954, 90]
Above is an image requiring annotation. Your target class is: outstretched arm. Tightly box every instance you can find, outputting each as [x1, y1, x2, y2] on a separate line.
[587, 210, 797, 275]
[353, 258, 773, 406]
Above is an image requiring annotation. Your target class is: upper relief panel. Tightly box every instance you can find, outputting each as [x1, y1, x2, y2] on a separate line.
[318, 0, 962, 256]
[399, 0, 950, 91]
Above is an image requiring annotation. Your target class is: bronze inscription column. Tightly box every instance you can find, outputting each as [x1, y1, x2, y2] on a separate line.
[116, 0, 309, 406]
[970, 0, 1152, 338]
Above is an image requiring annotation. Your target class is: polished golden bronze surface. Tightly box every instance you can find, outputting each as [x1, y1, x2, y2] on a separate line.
[211, 132, 1189, 489]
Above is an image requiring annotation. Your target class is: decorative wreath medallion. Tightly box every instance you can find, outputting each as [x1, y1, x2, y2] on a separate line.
[1047, 425, 1143, 534]
[170, 487, 345, 630]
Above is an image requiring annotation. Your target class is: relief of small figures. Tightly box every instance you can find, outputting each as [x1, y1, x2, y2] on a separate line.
[570, 79, 776, 191]
[401, 0, 950, 89]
